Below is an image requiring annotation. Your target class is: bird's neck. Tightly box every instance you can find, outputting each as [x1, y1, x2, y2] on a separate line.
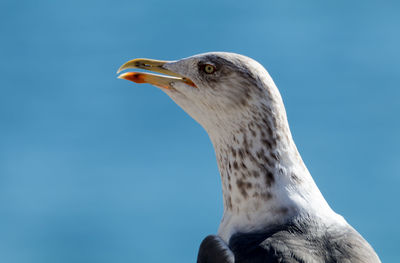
[207, 103, 334, 242]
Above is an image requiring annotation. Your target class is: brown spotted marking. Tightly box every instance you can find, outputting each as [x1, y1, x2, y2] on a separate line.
[231, 147, 237, 158]
[291, 173, 302, 184]
[226, 196, 233, 210]
[262, 139, 273, 149]
[252, 170, 260, 178]
[248, 122, 256, 135]
[270, 152, 280, 162]
[261, 192, 272, 201]
[233, 161, 239, 170]
[236, 179, 249, 199]
[238, 148, 244, 160]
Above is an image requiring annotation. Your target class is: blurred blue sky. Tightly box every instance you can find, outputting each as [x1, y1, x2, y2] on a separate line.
[0, 0, 399, 262]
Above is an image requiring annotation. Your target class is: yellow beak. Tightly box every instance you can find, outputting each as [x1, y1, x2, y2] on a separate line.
[117, 58, 196, 89]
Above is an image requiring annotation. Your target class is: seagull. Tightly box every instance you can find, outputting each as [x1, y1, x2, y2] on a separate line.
[117, 52, 381, 263]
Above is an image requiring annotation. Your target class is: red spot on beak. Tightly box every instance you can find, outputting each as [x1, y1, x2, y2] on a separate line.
[183, 78, 197, 88]
[119, 72, 146, 83]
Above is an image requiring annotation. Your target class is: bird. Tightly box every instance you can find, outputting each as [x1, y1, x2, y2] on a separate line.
[117, 52, 381, 263]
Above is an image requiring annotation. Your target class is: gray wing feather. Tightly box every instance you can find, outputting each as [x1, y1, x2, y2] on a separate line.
[228, 216, 381, 263]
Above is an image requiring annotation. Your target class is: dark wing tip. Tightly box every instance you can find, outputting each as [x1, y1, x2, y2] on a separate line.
[197, 235, 234, 263]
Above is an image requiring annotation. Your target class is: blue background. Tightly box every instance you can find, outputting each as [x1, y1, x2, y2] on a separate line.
[1, 0, 399, 262]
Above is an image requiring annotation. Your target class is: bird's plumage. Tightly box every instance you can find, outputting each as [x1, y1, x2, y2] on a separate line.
[118, 52, 380, 263]
[199, 214, 379, 263]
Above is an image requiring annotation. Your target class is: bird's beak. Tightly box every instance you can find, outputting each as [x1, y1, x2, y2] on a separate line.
[117, 58, 196, 89]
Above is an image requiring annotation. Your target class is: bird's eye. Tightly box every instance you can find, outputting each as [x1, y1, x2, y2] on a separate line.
[203, 64, 216, 74]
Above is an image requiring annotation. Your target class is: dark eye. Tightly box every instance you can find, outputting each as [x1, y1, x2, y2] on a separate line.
[203, 64, 216, 74]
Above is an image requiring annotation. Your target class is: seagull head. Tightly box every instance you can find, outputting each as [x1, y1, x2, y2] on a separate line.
[117, 52, 282, 133]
